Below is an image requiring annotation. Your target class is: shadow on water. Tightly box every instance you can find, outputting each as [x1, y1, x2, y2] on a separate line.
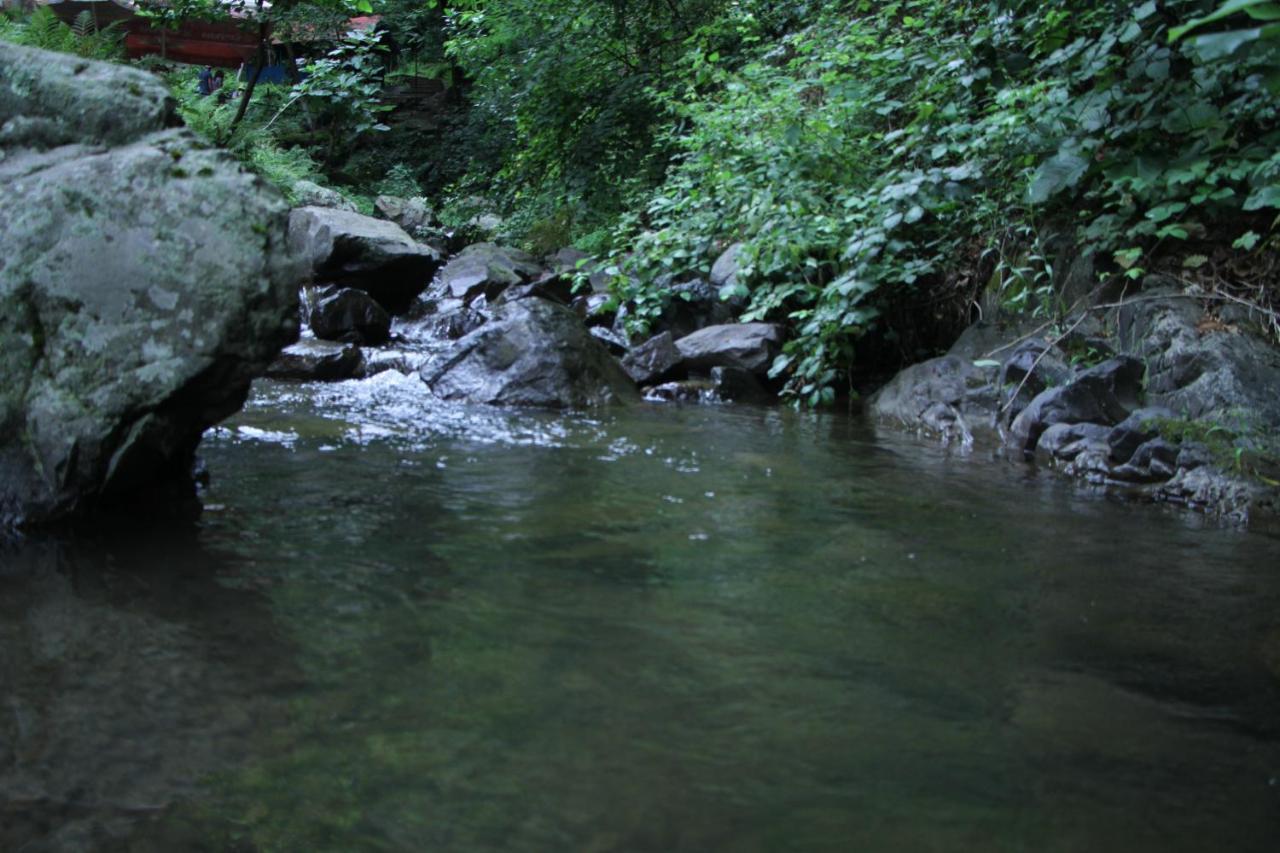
[0, 528, 301, 853]
[4, 376, 1280, 851]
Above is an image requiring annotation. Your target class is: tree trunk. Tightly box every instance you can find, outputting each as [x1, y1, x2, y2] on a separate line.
[230, 21, 269, 131]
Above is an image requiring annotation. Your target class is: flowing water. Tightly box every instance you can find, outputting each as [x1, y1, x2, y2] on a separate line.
[3, 371, 1280, 852]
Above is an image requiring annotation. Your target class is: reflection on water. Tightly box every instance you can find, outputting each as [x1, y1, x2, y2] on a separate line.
[3, 376, 1280, 851]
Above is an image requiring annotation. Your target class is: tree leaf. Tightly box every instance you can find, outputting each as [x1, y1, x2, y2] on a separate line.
[1028, 147, 1090, 204]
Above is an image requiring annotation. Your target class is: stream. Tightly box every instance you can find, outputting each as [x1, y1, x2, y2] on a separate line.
[3, 370, 1280, 851]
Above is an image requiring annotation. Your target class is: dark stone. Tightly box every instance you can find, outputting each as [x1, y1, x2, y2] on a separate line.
[0, 45, 304, 528]
[657, 278, 739, 339]
[622, 332, 684, 385]
[437, 242, 543, 304]
[1107, 406, 1176, 464]
[674, 322, 784, 375]
[1008, 356, 1143, 455]
[288, 206, 442, 314]
[589, 325, 629, 355]
[264, 338, 364, 382]
[1129, 437, 1180, 476]
[1036, 422, 1113, 461]
[309, 288, 391, 345]
[419, 297, 638, 408]
[868, 355, 999, 446]
[710, 366, 771, 403]
[498, 273, 575, 306]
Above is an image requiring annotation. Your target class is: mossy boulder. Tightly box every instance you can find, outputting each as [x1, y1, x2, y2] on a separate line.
[0, 45, 304, 528]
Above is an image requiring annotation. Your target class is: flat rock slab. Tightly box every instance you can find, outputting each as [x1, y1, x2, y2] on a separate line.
[674, 323, 783, 375]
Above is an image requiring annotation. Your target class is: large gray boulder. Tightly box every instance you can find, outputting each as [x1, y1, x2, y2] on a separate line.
[674, 322, 783, 375]
[288, 205, 442, 313]
[419, 297, 638, 408]
[0, 44, 304, 528]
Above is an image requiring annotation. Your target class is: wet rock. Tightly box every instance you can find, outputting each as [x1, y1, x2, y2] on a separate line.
[308, 287, 391, 345]
[644, 379, 717, 404]
[622, 332, 684, 385]
[292, 179, 356, 211]
[574, 293, 617, 326]
[868, 355, 999, 445]
[419, 297, 638, 408]
[498, 274, 575, 306]
[1155, 466, 1259, 522]
[710, 366, 771, 403]
[438, 242, 544, 304]
[374, 194, 435, 235]
[363, 348, 426, 376]
[0, 45, 303, 528]
[1036, 422, 1113, 461]
[426, 306, 488, 341]
[264, 338, 365, 382]
[1176, 441, 1214, 471]
[1128, 437, 1180, 477]
[288, 206, 442, 314]
[1008, 356, 1143, 455]
[1107, 407, 1176, 464]
[588, 325, 629, 355]
[1000, 339, 1072, 399]
[675, 322, 784, 375]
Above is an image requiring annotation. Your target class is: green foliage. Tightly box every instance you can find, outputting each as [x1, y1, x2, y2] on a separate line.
[1154, 413, 1280, 483]
[602, 0, 1280, 405]
[0, 7, 125, 59]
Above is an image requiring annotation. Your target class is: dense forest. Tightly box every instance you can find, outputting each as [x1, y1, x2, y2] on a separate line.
[4, 0, 1278, 404]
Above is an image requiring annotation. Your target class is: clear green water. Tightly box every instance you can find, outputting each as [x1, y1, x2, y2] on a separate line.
[4, 373, 1280, 851]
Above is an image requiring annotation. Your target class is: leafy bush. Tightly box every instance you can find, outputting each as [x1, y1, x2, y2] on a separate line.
[607, 0, 1280, 405]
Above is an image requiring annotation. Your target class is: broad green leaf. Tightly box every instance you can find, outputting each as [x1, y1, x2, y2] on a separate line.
[1243, 184, 1280, 209]
[1029, 147, 1090, 204]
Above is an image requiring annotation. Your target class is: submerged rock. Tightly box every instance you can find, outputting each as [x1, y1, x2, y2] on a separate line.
[288, 205, 442, 314]
[419, 297, 638, 408]
[0, 44, 303, 528]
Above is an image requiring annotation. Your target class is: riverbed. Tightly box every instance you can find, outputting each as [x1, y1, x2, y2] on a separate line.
[4, 373, 1279, 851]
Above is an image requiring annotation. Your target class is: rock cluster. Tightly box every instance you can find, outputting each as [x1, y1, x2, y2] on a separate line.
[285, 229, 786, 409]
[868, 277, 1280, 522]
